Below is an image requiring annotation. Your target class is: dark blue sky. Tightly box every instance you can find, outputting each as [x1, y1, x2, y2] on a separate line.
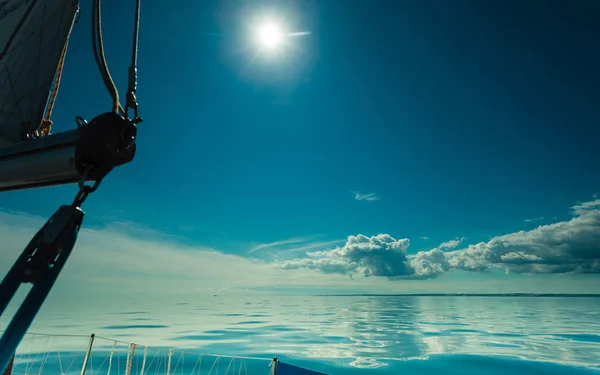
[2, 0, 599, 289]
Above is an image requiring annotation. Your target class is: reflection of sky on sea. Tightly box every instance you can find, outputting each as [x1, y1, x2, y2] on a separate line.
[2, 296, 600, 372]
[413, 297, 600, 367]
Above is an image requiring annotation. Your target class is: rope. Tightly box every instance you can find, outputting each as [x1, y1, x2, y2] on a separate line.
[206, 357, 219, 375]
[7, 331, 273, 361]
[92, 0, 123, 114]
[172, 352, 184, 375]
[125, 343, 136, 375]
[140, 346, 149, 375]
[36, 336, 54, 375]
[57, 349, 63, 375]
[63, 350, 82, 375]
[154, 349, 164, 375]
[106, 341, 115, 375]
[130, 0, 140, 69]
[39, 8, 78, 136]
[190, 355, 202, 375]
[125, 0, 141, 119]
[166, 349, 174, 375]
[8, 331, 91, 338]
[25, 334, 36, 375]
[223, 358, 234, 375]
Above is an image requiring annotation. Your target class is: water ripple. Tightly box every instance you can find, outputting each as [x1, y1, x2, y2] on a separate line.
[102, 324, 168, 329]
[12, 296, 600, 373]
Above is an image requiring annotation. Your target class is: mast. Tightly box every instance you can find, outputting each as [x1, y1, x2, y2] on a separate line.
[0, 0, 80, 147]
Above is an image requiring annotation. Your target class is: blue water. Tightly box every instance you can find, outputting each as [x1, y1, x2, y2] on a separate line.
[3, 296, 600, 374]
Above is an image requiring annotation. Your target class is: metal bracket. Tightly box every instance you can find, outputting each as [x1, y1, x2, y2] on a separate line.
[0, 205, 85, 373]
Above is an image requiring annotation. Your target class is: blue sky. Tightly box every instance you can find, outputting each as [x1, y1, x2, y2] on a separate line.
[1, 0, 600, 295]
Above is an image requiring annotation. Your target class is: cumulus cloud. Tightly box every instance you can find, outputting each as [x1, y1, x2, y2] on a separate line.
[280, 234, 456, 279]
[278, 199, 600, 279]
[446, 200, 600, 275]
[500, 252, 543, 263]
[280, 234, 414, 277]
[407, 249, 450, 279]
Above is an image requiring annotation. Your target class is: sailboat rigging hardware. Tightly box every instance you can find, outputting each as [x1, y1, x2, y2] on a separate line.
[0, 112, 137, 192]
[36, 4, 78, 138]
[0, 189, 86, 375]
[0, 0, 143, 373]
[125, 0, 142, 124]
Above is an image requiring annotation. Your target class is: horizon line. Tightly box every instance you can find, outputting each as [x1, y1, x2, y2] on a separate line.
[314, 293, 600, 297]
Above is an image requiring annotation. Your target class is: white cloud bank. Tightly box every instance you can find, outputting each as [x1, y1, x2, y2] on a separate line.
[1, 198, 599, 302]
[279, 199, 600, 279]
[0, 209, 350, 299]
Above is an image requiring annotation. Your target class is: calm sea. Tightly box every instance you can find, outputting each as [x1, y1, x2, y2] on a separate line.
[3, 296, 600, 374]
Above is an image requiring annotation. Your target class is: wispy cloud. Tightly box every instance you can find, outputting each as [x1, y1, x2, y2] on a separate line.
[248, 236, 345, 259]
[439, 237, 465, 250]
[0, 210, 351, 299]
[248, 237, 311, 254]
[420, 236, 429, 240]
[351, 191, 380, 201]
[571, 199, 600, 216]
[275, 240, 345, 256]
[288, 31, 311, 36]
[524, 217, 544, 223]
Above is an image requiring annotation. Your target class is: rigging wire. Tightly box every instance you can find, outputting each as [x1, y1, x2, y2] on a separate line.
[125, 0, 141, 121]
[91, 0, 123, 114]
[39, 8, 78, 136]
[4, 0, 140, 139]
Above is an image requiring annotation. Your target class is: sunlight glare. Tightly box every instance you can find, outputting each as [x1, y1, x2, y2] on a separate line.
[257, 22, 284, 50]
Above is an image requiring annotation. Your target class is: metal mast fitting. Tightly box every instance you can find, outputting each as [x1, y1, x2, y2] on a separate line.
[0, 113, 137, 192]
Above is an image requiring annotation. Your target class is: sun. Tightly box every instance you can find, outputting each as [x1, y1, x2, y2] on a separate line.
[256, 22, 284, 50]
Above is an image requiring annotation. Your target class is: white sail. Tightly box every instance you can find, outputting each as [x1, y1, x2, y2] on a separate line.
[0, 0, 79, 147]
